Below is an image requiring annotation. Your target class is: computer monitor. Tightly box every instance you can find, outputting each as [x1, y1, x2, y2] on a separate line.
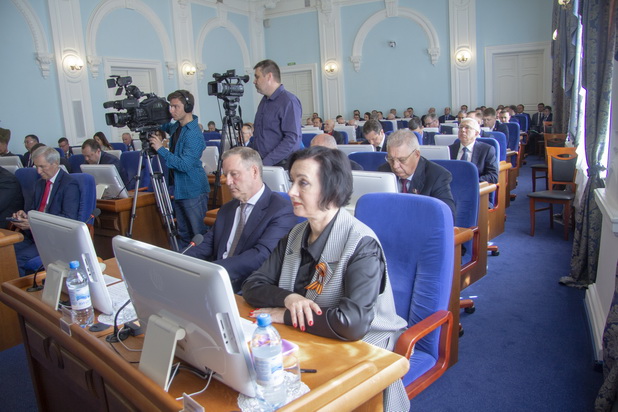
[0, 156, 23, 168]
[80, 164, 128, 199]
[27, 210, 114, 315]
[112, 236, 256, 396]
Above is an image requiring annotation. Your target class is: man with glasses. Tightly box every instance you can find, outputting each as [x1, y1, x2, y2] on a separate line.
[449, 118, 498, 183]
[378, 129, 456, 220]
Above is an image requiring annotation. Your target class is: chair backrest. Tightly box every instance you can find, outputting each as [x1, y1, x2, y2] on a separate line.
[337, 144, 375, 156]
[302, 133, 318, 148]
[2, 165, 19, 174]
[547, 147, 577, 190]
[334, 125, 356, 142]
[433, 160, 479, 265]
[201, 146, 219, 174]
[413, 131, 424, 146]
[484, 132, 507, 161]
[419, 146, 450, 160]
[0, 156, 23, 168]
[105, 149, 123, 159]
[338, 130, 349, 144]
[504, 122, 520, 151]
[512, 114, 529, 132]
[68, 154, 86, 172]
[544, 133, 567, 148]
[120, 151, 151, 189]
[434, 134, 458, 146]
[379, 120, 395, 133]
[14, 167, 40, 209]
[54, 147, 65, 158]
[203, 131, 222, 141]
[110, 142, 127, 152]
[397, 120, 408, 129]
[262, 166, 290, 192]
[439, 124, 454, 134]
[477, 137, 500, 205]
[350, 170, 398, 206]
[71, 173, 97, 223]
[355, 193, 454, 357]
[348, 152, 387, 171]
[71, 146, 82, 155]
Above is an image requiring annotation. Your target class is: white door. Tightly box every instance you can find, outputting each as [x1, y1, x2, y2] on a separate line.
[281, 69, 314, 122]
[491, 51, 546, 112]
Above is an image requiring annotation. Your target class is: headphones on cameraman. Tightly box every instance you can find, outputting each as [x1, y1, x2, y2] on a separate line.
[177, 90, 194, 113]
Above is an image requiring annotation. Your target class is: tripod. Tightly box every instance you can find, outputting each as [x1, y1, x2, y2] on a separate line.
[210, 98, 244, 209]
[126, 129, 179, 252]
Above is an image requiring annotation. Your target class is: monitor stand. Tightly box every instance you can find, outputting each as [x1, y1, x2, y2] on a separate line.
[139, 314, 186, 389]
[41, 261, 68, 310]
[95, 184, 109, 200]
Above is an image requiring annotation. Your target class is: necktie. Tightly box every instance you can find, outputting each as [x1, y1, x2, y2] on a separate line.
[400, 178, 408, 193]
[228, 203, 247, 256]
[461, 147, 469, 161]
[37, 180, 52, 212]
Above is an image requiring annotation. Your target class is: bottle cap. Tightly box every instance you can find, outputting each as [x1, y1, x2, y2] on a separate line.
[256, 313, 272, 327]
[69, 261, 79, 269]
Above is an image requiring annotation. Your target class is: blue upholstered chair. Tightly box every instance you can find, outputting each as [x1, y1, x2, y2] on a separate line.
[121, 151, 151, 190]
[412, 131, 424, 146]
[110, 142, 127, 151]
[477, 137, 501, 208]
[504, 122, 520, 152]
[440, 124, 454, 135]
[54, 147, 65, 158]
[14, 167, 40, 211]
[348, 152, 387, 171]
[485, 132, 507, 161]
[355, 193, 454, 398]
[512, 114, 529, 132]
[338, 130, 349, 144]
[203, 131, 222, 141]
[302, 133, 317, 148]
[379, 121, 394, 133]
[68, 154, 86, 172]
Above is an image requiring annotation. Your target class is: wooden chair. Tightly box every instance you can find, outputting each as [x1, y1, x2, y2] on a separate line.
[530, 134, 567, 191]
[527, 147, 577, 240]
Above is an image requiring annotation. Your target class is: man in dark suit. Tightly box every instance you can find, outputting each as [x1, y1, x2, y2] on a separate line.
[12, 146, 80, 276]
[439, 106, 455, 123]
[311, 133, 364, 170]
[530, 103, 546, 132]
[362, 119, 388, 151]
[323, 119, 344, 144]
[448, 117, 498, 184]
[481, 107, 509, 142]
[185, 147, 297, 292]
[377, 129, 456, 220]
[81, 139, 129, 186]
[0, 166, 23, 228]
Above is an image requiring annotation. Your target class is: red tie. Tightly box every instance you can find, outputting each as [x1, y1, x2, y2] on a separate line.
[401, 178, 408, 193]
[37, 180, 52, 212]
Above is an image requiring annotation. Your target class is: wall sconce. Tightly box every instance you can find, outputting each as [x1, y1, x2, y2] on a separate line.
[183, 63, 196, 76]
[553, 29, 559, 40]
[324, 61, 338, 74]
[62, 52, 84, 76]
[66, 55, 84, 71]
[455, 50, 471, 64]
[558, 0, 571, 8]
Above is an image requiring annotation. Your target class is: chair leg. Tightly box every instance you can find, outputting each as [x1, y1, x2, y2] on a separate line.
[529, 198, 536, 236]
[549, 203, 554, 229]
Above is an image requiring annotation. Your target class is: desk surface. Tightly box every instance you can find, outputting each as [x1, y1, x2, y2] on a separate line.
[0, 259, 409, 411]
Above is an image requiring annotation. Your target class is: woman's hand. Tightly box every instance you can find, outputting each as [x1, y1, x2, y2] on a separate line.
[283, 293, 322, 331]
[250, 307, 287, 324]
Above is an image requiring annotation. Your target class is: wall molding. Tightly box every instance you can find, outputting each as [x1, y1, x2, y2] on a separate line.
[350, 6, 440, 72]
[281, 63, 320, 117]
[85, 0, 175, 78]
[12, 0, 54, 78]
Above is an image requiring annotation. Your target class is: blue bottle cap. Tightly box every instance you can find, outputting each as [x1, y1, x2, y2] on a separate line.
[256, 313, 272, 327]
[69, 261, 79, 269]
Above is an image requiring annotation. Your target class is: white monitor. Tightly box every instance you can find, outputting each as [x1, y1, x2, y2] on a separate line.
[112, 236, 257, 396]
[27, 210, 114, 315]
[1, 165, 20, 174]
[346, 171, 398, 214]
[0, 156, 23, 168]
[262, 166, 290, 192]
[201, 146, 219, 174]
[337, 144, 375, 156]
[80, 164, 128, 199]
[434, 134, 459, 146]
[71, 146, 83, 155]
[420, 145, 451, 160]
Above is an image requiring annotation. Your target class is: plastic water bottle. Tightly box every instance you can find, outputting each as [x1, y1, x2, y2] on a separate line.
[251, 313, 286, 408]
[66, 261, 94, 328]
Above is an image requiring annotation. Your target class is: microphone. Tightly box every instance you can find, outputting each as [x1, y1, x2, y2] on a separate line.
[86, 208, 101, 224]
[180, 234, 204, 255]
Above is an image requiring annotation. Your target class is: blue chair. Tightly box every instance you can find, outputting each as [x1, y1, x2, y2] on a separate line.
[355, 193, 454, 399]
[302, 133, 317, 148]
[379, 121, 394, 133]
[203, 132, 222, 141]
[14, 168, 40, 211]
[413, 131, 424, 146]
[397, 120, 408, 129]
[54, 147, 65, 158]
[504, 122, 520, 152]
[423, 131, 437, 145]
[338, 130, 349, 145]
[206, 140, 222, 154]
[485, 132, 507, 161]
[512, 114, 529, 132]
[348, 152, 387, 171]
[477, 137, 501, 206]
[121, 151, 151, 190]
[69, 154, 86, 172]
[110, 142, 127, 151]
[440, 124, 454, 135]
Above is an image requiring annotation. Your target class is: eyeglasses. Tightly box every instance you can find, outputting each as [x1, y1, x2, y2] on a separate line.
[386, 149, 417, 165]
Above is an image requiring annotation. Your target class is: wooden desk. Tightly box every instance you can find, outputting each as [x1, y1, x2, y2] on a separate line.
[0, 259, 409, 411]
[93, 192, 169, 259]
[0, 228, 24, 350]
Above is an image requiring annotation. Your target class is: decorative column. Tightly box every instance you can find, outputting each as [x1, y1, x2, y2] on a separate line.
[317, 0, 344, 119]
[449, 0, 477, 109]
[48, 0, 94, 142]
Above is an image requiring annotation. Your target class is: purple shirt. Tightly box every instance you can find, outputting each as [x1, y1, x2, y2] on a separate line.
[252, 84, 302, 166]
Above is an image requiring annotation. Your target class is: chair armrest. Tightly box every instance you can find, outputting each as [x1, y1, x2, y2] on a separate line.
[479, 182, 497, 196]
[394, 310, 453, 359]
[454, 227, 474, 246]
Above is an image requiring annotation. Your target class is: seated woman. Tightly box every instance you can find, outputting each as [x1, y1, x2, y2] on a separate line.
[242, 146, 409, 411]
[93, 131, 113, 151]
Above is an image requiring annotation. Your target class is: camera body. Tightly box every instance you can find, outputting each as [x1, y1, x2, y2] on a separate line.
[103, 76, 171, 132]
[207, 69, 249, 100]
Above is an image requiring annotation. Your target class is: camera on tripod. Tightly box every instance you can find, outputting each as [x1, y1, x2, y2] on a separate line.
[207, 70, 249, 100]
[103, 75, 171, 133]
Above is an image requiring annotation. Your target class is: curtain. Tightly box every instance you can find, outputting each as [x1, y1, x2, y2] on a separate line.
[559, 0, 616, 289]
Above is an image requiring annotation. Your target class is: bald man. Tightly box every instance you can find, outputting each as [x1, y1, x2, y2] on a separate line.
[310, 133, 363, 170]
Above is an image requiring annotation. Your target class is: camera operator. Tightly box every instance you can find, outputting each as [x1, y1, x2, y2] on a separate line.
[250, 59, 302, 167]
[148, 90, 209, 248]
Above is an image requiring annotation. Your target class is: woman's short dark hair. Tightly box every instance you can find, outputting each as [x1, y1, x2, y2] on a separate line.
[288, 146, 352, 209]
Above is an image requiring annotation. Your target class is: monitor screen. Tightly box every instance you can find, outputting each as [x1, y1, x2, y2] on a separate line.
[0, 156, 23, 168]
[28, 210, 114, 315]
[112, 236, 257, 397]
[80, 164, 128, 199]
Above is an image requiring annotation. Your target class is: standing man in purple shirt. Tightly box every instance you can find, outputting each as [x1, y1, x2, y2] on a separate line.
[250, 59, 302, 167]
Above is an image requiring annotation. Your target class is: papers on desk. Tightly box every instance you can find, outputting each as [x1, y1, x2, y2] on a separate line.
[97, 281, 137, 325]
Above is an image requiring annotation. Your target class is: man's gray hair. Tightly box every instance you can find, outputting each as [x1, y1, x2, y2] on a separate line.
[32, 146, 60, 165]
[222, 146, 263, 177]
[460, 117, 481, 133]
[387, 129, 420, 152]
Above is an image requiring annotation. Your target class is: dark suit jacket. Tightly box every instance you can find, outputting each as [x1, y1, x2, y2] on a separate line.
[29, 169, 80, 219]
[378, 156, 456, 220]
[329, 130, 345, 145]
[0, 166, 23, 228]
[449, 140, 498, 184]
[368, 135, 388, 152]
[185, 186, 297, 291]
[487, 121, 509, 142]
[99, 151, 129, 186]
